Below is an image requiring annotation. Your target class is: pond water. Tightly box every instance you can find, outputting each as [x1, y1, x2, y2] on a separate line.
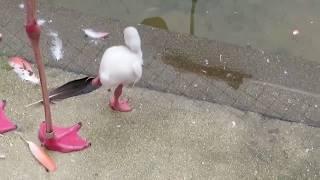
[42, 0, 320, 62]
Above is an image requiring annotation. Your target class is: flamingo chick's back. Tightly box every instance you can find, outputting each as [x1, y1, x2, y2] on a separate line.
[99, 46, 143, 89]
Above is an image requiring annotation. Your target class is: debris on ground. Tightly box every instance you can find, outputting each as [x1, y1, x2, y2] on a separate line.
[48, 31, 63, 61]
[16, 132, 57, 172]
[19, 3, 24, 9]
[8, 56, 40, 84]
[232, 121, 236, 128]
[292, 29, 299, 36]
[0, 154, 5, 159]
[37, 19, 46, 26]
[82, 28, 109, 39]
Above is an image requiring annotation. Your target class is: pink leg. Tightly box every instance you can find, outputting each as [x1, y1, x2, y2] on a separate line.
[25, 0, 90, 153]
[109, 84, 132, 112]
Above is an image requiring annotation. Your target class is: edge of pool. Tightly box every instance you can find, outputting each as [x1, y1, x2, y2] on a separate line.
[0, 0, 319, 126]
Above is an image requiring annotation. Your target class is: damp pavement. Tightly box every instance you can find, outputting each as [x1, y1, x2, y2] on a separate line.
[0, 61, 320, 179]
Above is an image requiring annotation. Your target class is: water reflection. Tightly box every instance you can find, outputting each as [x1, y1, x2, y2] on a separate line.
[44, 0, 320, 62]
[162, 50, 251, 89]
[190, 0, 197, 35]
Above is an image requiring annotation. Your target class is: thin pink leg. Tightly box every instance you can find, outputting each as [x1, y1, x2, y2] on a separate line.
[25, 0, 90, 153]
[109, 84, 132, 112]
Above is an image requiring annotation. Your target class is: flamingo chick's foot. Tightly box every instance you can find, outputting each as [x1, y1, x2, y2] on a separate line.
[109, 96, 132, 112]
[0, 100, 17, 134]
[39, 121, 91, 153]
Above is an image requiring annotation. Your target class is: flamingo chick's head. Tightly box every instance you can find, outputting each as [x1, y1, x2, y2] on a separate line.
[124, 26, 142, 58]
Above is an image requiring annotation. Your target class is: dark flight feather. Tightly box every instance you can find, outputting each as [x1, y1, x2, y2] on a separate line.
[25, 76, 101, 107]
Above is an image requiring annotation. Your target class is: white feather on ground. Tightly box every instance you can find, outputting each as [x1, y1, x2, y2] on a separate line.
[12, 68, 40, 84]
[82, 28, 109, 39]
[48, 31, 63, 61]
[19, 3, 24, 9]
[37, 19, 46, 26]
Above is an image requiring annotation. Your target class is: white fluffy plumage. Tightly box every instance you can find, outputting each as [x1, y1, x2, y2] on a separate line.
[99, 26, 143, 89]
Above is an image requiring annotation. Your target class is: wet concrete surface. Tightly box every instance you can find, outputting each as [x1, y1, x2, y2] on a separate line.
[0, 61, 320, 179]
[0, 1, 319, 126]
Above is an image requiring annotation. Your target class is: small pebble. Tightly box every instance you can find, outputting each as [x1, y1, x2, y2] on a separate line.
[231, 121, 236, 128]
[305, 148, 310, 153]
[226, 73, 232, 78]
[0, 154, 5, 159]
[19, 3, 24, 9]
[292, 30, 299, 36]
[204, 59, 209, 65]
[37, 19, 46, 26]
[201, 69, 207, 74]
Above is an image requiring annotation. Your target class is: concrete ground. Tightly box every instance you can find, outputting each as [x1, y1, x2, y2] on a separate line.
[0, 61, 320, 179]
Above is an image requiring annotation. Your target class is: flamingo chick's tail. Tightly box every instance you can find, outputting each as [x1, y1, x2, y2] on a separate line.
[26, 76, 102, 107]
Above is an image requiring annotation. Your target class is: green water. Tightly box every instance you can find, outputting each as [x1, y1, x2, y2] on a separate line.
[42, 0, 320, 62]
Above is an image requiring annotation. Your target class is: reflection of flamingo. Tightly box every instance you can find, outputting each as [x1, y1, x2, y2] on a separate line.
[190, 0, 197, 35]
[24, 0, 90, 153]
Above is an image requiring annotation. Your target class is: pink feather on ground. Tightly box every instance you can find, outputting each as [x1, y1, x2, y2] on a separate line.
[26, 140, 57, 172]
[0, 100, 17, 134]
[8, 56, 40, 84]
[17, 132, 57, 172]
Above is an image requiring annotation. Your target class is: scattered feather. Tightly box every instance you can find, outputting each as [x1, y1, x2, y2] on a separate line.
[0, 33, 2, 41]
[13, 68, 40, 84]
[48, 31, 63, 61]
[0, 154, 5, 159]
[37, 19, 46, 26]
[232, 121, 236, 128]
[82, 28, 109, 39]
[292, 29, 299, 36]
[19, 3, 24, 9]
[201, 69, 207, 74]
[204, 59, 209, 65]
[16, 132, 57, 172]
[8, 56, 40, 84]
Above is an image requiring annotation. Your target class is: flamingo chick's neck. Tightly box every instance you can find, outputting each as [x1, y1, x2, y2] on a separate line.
[124, 26, 142, 58]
